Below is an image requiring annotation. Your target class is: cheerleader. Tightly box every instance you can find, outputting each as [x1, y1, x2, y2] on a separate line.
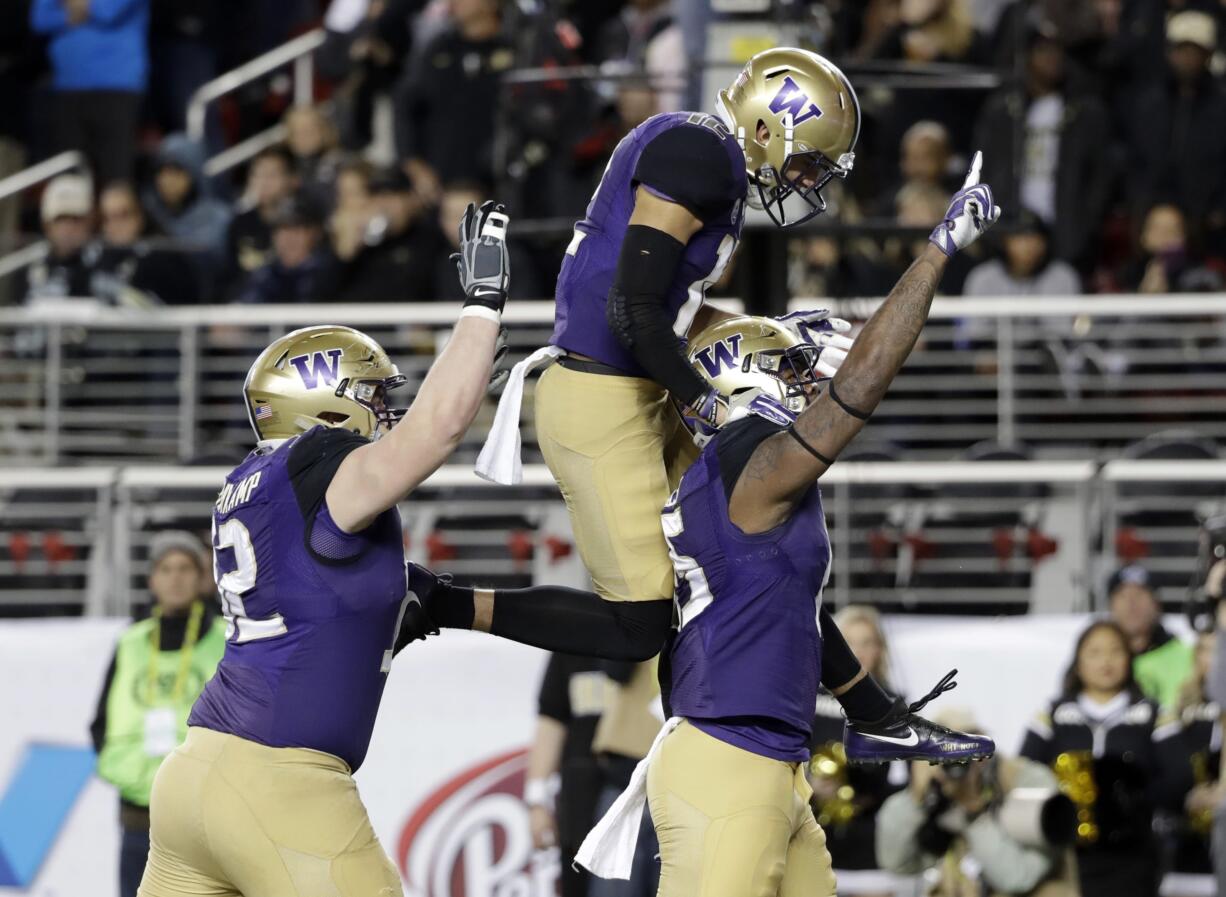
[1020, 620, 1192, 897]
[1166, 632, 1223, 897]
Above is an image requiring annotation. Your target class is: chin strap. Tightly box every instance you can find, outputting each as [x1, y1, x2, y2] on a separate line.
[908, 669, 959, 715]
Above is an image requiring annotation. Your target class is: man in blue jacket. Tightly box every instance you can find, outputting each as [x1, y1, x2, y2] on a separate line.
[31, 0, 149, 184]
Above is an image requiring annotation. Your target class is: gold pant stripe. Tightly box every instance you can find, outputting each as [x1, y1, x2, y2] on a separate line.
[534, 362, 698, 603]
[647, 721, 837, 897]
[138, 728, 402, 897]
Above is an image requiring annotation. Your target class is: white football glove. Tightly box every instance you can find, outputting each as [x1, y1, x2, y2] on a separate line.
[928, 151, 1001, 257]
[774, 309, 855, 378]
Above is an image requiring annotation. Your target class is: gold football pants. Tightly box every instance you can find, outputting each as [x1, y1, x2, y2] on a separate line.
[534, 362, 698, 603]
[647, 721, 837, 897]
[138, 727, 402, 897]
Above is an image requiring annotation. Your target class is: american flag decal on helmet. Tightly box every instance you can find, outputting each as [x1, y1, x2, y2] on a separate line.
[254, 403, 273, 420]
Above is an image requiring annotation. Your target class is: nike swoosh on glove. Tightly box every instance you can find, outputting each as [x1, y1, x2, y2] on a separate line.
[929, 150, 1001, 257]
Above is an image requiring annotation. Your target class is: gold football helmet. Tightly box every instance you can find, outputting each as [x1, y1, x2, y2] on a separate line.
[717, 47, 860, 227]
[683, 315, 824, 440]
[242, 325, 407, 441]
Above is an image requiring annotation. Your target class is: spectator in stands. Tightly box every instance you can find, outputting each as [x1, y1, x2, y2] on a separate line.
[524, 653, 610, 897]
[872, 120, 958, 216]
[810, 606, 903, 897]
[415, 179, 542, 300]
[1019, 620, 1191, 897]
[88, 181, 199, 305]
[317, 0, 416, 150]
[1131, 12, 1226, 245]
[147, 0, 222, 138]
[0, 0, 40, 247]
[975, 25, 1112, 270]
[30, 0, 149, 185]
[594, 0, 686, 112]
[20, 174, 94, 304]
[1108, 564, 1194, 709]
[878, 708, 1075, 896]
[868, 0, 980, 63]
[238, 193, 340, 304]
[335, 166, 432, 301]
[90, 530, 225, 897]
[963, 211, 1082, 297]
[329, 156, 375, 264]
[1120, 202, 1226, 294]
[224, 146, 299, 293]
[396, 0, 512, 205]
[284, 106, 343, 207]
[143, 134, 231, 264]
[1167, 631, 1223, 896]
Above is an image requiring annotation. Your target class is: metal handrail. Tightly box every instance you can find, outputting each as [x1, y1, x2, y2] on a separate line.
[0, 151, 90, 203]
[186, 28, 325, 143]
[0, 294, 1223, 328]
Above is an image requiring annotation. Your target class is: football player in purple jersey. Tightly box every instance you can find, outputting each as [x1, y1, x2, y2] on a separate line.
[573, 153, 1001, 896]
[407, 48, 995, 769]
[137, 202, 513, 897]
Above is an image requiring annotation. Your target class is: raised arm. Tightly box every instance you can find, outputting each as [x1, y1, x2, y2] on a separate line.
[729, 153, 1000, 532]
[326, 202, 509, 532]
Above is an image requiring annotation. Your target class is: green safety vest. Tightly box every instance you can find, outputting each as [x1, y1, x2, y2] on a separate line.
[95, 604, 226, 806]
[1134, 636, 1195, 710]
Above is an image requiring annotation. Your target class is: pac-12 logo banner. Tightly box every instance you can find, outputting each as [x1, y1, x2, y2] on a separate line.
[397, 749, 559, 897]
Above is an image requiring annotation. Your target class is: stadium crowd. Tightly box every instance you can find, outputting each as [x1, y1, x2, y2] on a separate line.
[4, 0, 1226, 307]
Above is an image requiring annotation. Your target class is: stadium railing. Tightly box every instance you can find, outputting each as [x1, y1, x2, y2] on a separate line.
[2, 459, 1224, 618]
[1, 294, 1223, 464]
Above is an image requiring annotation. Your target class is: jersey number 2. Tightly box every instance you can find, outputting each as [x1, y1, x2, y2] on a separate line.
[212, 517, 287, 643]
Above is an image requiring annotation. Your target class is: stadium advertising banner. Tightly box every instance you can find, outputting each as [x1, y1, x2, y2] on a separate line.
[0, 615, 1168, 896]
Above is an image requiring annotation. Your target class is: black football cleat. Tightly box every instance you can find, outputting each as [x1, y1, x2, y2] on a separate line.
[394, 562, 445, 651]
[843, 670, 996, 766]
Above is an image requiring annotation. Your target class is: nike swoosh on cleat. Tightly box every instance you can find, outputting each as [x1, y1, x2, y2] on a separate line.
[862, 728, 920, 747]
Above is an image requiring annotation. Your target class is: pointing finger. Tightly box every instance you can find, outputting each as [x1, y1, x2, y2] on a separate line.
[962, 150, 982, 189]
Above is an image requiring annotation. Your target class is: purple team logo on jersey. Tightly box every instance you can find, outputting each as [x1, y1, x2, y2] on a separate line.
[289, 349, 344, 389]
[695, 334, 743, 378]
[767, 76, 823, 125]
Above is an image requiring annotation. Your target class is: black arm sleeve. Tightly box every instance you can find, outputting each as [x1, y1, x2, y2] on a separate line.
[537, 653, 573, 723]
[286, 426, 370, 517]
[90, 650, 118, 753]
[606, 225, 710, 408]
[490, 588, 672, 662]
[633, 124, 741, 224]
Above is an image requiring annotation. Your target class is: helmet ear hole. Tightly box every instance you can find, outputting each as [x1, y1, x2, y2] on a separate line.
[318, 411, 350, 425]
[755, 120, 770, 145]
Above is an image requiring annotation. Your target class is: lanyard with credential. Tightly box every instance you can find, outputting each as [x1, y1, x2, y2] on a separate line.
[147, 600, 203, 703]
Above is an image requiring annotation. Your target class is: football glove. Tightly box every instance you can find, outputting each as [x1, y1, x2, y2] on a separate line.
[452, 200, 510, 320]
[928, 151, 1001, 258]
[726, 388, 796, 427]
[774, 309, 855, 378]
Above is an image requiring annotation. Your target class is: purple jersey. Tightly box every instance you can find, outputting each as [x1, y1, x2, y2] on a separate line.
[662, 419, 831, 762]
[550, 111, 747, 374]
[188, 427, 408, 771]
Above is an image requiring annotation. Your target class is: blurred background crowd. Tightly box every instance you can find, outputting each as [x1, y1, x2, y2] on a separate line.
[5, 0, 1226, 310]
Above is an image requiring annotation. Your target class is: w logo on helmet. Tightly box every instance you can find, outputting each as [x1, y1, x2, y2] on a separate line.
[695, 335, 743, 378]
[289, 349, 344, 389]
[768, 76, 823, 125]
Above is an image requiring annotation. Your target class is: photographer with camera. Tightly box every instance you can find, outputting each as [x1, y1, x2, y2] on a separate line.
[877, 708, 1077, 897]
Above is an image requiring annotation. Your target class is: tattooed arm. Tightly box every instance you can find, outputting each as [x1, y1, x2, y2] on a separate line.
[727, 245, 947, 533]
